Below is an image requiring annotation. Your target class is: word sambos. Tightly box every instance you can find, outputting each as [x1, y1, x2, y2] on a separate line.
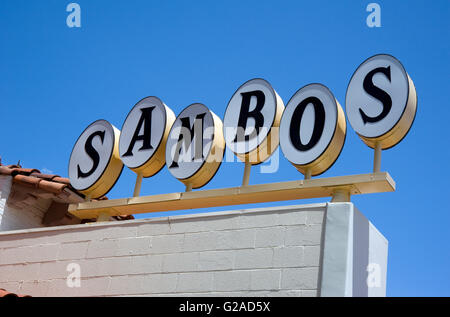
[68, 54, 417, 198]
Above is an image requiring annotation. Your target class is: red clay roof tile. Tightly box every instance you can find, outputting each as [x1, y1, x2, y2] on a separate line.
[0, 162, 133, 220]
[11, 168, 40, 174]
[0, 288, 30, 297]
[0, 166, 13, 175]
[38, 180, 67, 194]
[13, 174, 41, 188]
[30, 172, 60, 180]
[52, 177, 71, 185]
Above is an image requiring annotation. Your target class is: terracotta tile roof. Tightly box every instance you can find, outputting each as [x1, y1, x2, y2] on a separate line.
[0, 162, 134, 221]
[0, 164, 79, 196]
[0, 288, 30, 297]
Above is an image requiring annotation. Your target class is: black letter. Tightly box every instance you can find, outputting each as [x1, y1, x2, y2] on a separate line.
[232, 90, 265, 142]
[359, 66, 392, 124]
[289, 96, 325, 151]
[77, 130, 105, 178]
[169, 113, 206, 168]
[122, 106, 155, 157]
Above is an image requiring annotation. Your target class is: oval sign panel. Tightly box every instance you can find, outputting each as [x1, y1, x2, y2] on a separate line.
[119, 96, 175, 177]
[346, 54, 417, 149]
[68, 120, 123, 199]
[223, 78, 284, 164]
[166, 103, 225, 189]
[280, 83, 346, 176]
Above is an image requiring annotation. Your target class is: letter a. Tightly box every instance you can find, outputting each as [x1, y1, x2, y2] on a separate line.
[366, 3, 381, 28]
[66, 3, 81, 28]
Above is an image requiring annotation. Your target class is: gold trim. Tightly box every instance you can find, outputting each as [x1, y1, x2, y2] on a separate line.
[292, 99, 347, 176]
[69, 172, 396, 219]
[130, 104, 176, 177]
[235, 90, 285, 164]
[359, 74, 417, 149]
[79, 126, 124, 199]
[178, 111, 226, 189]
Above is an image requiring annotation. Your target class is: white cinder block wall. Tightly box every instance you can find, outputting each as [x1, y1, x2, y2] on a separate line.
[0, 202, 388, 297]
[0, 175, 46, 231]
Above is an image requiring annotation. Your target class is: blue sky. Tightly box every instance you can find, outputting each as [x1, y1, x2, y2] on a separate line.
[0, 0, 449, 296]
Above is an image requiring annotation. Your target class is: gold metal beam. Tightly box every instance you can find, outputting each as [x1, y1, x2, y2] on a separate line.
[68, 172, 395, 220]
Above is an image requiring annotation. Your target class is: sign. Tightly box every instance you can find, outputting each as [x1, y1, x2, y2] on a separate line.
[119, 96, 175, 177]
[68, 54, 417, 200]
[223, 78, 284, 164]
[280, 83, 346, 176]
[166, 103, 225, 189]
[68, 120, 123, 198]
[346, 54, 417, 149]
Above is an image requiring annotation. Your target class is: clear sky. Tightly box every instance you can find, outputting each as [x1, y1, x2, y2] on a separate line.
[0, 0, 449, 296]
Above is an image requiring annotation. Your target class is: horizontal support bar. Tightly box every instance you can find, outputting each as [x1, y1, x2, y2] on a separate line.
[68, 172, 395, 220]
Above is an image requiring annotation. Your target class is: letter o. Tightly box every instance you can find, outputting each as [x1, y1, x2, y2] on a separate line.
[280, 84, 346, 177]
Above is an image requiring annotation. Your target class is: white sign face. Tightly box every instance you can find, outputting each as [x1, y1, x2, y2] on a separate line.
[166, 103, 216, 181]
[346, 54, 410, 139]
[119, 96, 168, 169]
[280, 84, 340, 166]
[69, 120, 122, 194]
[223, 78, 278, 157]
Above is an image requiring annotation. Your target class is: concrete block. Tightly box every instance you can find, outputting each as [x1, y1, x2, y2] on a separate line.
[213, 270, 251, 292]
[301, 290, 318, 297]
[100, 225, 138, 240]
[151, 234, 184, 254]
[20, 280, 50, 297]
[130, 254, 163, 274]
[142, 273, 178, 294]
[255, 227, 285, 248]
[237, 213, 279, 229]
[215, 229, 255, 250]
[136, 220, 171, 236]
[47, 277, 110, 297]
[41, 279, 67, 297]
[115, 236, 152, 256]
[177, 272, 214, 292]
[78, 276, 112, 296]
[200, 215, 240, 231]
[278, 211, 308, 226]
[285, 224, 322, 246]
[0, 263, 40, 282]
[183, 231, 217, 252]
[250, 269, 281, 291]
[306, 211, 325, 225]
[58, 241, 89, 260]
[86, 239, 117, 259]
[99, 257, 134, 276]
[0, 281, 20, 294]
[281, 267, 319, 290]
[0, 243, 60, 265]
[163, 252, 199, 272]
[274, 290, 303, 297]
[234, 248, 273, 269]
[197, 250, 235, 271]
[168, 218, 209, 234]
[108, 275, 144, 295]
[39, 259, 102, 280]
[304, 245, 321, 266]
[273, 246, 304, 268]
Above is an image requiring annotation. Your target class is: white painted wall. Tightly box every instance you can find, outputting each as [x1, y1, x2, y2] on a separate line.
[0, 175, 46, 231]
[0, 202, 388, 297]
